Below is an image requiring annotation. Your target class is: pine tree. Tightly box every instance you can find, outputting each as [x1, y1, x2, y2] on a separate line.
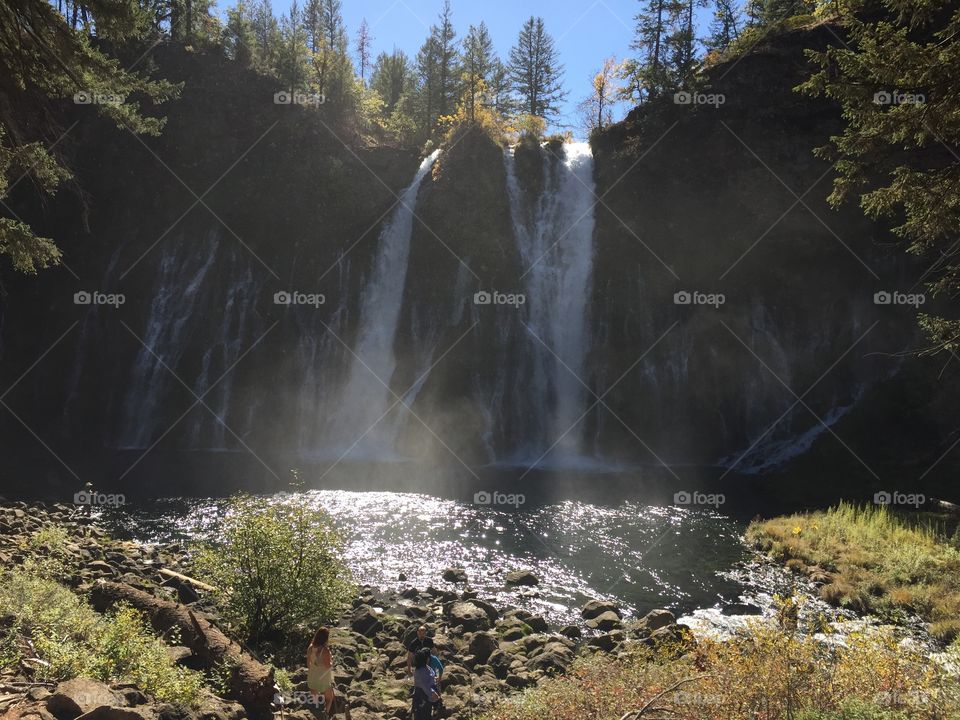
[414, 1, 460, 133]
[223, 1, 258, 67]
[799, 0, 960, 353]
[461, 22, 496, 121]
[251, 0, 281, 73]
[708, 0, 741, 53]
[488, 59, 513, 116]
[278, 0, 309, 93]
[0, 0, 178, 273]
[371, 49, 412, 113]
[355, 18, 373, 81]
[508, 16, 566, 121]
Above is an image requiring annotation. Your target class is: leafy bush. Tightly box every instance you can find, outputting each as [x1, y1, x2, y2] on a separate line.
[191, 494, 354, 642]
[480, 607, 960, 720]
[0, 569, 203, 705]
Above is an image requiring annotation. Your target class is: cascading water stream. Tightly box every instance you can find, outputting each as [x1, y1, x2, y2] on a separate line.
[117, 230, 221, 449]
[328, 150, 441, 458]
[504, 142, 597, 465]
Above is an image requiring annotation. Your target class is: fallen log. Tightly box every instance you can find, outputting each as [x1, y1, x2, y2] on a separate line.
[89, 580, 274, 718]
[157, 568, 217, 593]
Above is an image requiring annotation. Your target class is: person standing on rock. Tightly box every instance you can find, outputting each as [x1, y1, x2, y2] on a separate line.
[306, 627, 336, 716]
[406, 625, 434, 675]
[411, 647, 441, 719]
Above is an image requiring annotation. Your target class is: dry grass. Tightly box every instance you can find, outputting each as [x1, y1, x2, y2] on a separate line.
[478, 610, 960, 720]
[748, 503, 960, 643]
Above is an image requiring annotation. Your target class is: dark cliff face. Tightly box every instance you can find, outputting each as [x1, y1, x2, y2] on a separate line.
[587, 24, 957, 495]
[0, 47, 420, 494]
[1, 30, 957, 500]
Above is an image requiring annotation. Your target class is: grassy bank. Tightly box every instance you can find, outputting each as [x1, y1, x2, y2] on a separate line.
[478, 615, 960, 720]
[748, 503, 960, 644]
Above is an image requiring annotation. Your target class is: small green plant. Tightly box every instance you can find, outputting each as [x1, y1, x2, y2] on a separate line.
[0, 569, 203, 706]
[191, 494, 355, 643]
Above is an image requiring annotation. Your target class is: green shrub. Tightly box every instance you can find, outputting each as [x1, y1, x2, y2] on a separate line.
[191, 494, 354, 642]
[0, 569, 203, 706]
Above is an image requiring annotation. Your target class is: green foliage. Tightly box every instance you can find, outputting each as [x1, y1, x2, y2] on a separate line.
[508, 16, 566, 120]
[0, 0, 179, 274]
[749, 503, 960, 642]
[0, 569, 203, 706]
[191, 494, 354, 643]
[798, 0, 960, 353]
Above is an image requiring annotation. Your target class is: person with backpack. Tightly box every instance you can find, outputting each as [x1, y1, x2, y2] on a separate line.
[411, 647, 441, 719]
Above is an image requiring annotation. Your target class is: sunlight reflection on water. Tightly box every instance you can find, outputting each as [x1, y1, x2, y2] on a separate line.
[104, 489, 752, 625]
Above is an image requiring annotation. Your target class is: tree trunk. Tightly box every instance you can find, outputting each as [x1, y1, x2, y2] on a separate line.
[89, 581, 275, 719]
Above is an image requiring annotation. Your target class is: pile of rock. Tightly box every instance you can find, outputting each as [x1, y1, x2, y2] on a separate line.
[0, 505, 696, 720]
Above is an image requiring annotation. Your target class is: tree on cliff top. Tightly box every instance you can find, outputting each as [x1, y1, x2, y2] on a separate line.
[508, 16, 566, 121]
[800, 0, 960, 355]
[0, 0, 179, 275]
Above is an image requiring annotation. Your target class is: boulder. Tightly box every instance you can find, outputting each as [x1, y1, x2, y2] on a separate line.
[467, 632, 499, 664]
[580, 599, 621, 620]
[525, 649, 570, 675]
[442, 567, 468, 583]
[504, 570, 539, 586]
[46, 679, 123, 719]
[74, 709, 153, 720]
[447, 602, 491, 631]
[487, 649, 513, 679]
[585, 610, 622, 631]
[560, 624, 581, 640]
[636, 609, 676, 633]
[587, 631, 624, 653]
[351, 605, 382, 636]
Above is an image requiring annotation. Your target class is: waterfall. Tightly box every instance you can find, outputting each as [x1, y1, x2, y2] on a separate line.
[504, 142, 596, 465]
[327, 150, 441, 458]
[117, 230, 221, 449]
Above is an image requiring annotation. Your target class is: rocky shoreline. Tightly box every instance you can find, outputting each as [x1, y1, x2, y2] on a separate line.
[0, 503, 693, 720]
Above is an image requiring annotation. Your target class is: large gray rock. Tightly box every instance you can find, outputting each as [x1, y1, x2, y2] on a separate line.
[442, 567, 468, 583]
[75, 708, 153, 720]
[467, 631, 499, 664]
[580, 599, 621, 620]
[350, 605, 382, 636]
[46, 679, 123, 720]
[447, 602, 491, 631]
[504, 570, 539, 586]
[585, 610, 622, 631]
[636, 608, 676, 633]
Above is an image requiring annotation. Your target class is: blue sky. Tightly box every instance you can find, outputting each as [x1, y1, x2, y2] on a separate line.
[261, 0, 715, 132]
